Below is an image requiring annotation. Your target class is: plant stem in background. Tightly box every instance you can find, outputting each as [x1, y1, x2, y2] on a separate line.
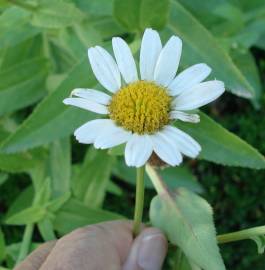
[218, 225, 265, 244]
[133, 166, 145, 236]
[16, 224, 34, 265]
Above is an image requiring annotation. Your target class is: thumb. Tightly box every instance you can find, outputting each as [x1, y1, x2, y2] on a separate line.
[123, 227, 168, 270]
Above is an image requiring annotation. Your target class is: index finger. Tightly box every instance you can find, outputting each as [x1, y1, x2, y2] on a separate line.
[14, 241, 56, 270]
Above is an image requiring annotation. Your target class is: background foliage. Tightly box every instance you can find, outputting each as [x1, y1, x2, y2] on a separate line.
[0, 0, 265, 269]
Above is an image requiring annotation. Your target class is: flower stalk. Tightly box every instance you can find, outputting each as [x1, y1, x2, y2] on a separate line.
[133, 166, 145, 236]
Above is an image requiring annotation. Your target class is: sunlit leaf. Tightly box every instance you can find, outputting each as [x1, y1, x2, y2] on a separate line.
[147, 165, 225, 270]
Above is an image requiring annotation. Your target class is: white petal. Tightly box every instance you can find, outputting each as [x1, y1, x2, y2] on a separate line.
[63, 98, 108, 114]
[168, 63, 212, 96]
[154, 36, 182, 87]
[71, 88, 111, 105]
[112, 37, 138, 84]
[125, 134, 153, 167]
[140, 28, 162, 81]
[173, 80, 225, 111]
[74, 119, 112, 144]
[88, 46, 121, 93]
[94, 122, 132, 149]
[170, 111, 200, 123]
[151, 132, 183, 166]
[163, 126, 201, 158]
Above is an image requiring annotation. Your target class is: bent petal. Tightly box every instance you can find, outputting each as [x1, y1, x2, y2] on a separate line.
[125, 134, 153, 167]
[94, 122, 132, 149]
[140, 28, 162, 81]
[63, 98, 108, 114]
[151, 132, 183, 166]
[168, 63, 211, 96]
[170, 111, 200, 123]
[112, 37, 138, 84]
[162, 126, 201, 158]
[74, 119, 112, 144]
[88, 46, 121, 93]
[154, 36, 182, 87]
[173, 80, 225, 111]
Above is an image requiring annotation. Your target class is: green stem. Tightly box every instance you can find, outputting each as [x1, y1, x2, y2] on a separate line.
[16, 224, 34, 265]
[217, 225, 265, 244]
[133, 166, 145, 236]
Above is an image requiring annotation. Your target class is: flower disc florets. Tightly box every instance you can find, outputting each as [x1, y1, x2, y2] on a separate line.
[108, 81, 171, 134]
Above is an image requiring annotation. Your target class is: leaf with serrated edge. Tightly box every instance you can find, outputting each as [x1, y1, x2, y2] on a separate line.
[167, 0, 255, 98]
[147, 165, 226, 270]
[175, 112, 265, 169]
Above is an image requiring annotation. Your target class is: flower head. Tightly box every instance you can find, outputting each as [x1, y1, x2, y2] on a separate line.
[63, 28, 225, 167]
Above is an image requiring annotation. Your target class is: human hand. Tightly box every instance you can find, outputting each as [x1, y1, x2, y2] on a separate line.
[15, 220, 168, 270]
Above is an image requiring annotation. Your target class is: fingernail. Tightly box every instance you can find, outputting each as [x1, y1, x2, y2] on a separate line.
[137, 232, 167, 270]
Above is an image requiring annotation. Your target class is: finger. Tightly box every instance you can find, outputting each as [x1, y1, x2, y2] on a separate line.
[40, 220, 134, 270]
[14, 241, 57, 270]
[123, 227, 168, 270]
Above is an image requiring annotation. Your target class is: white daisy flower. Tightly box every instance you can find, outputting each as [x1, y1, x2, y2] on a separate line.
[63, 28, 225, 168]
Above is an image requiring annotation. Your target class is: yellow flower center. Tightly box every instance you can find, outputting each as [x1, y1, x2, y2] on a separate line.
[108, 81, 171, 134]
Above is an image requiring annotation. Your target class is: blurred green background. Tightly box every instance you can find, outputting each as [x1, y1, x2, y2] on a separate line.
[0, 0, 265, 269]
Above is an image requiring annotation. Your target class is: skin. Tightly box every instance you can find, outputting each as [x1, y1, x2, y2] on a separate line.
[15, 220, 168, 270]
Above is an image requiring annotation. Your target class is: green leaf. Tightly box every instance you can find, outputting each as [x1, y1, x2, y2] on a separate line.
[6, 186, 33, 219]
[33, 178, 51, 206]
[54, 199, 124, 235]
[0, 149, 46, 173]
[5, 206, 46, 225]
[74, 0, 114, 16]
[0, 57, 97, 153]
[0, 57, 49, 116]
[167, 0, 256, 99]
[230, 48, 262, 105]
[38, 218, 56, 241]
[48, 138, 71, 197]
[250, 235, 265, 254]
[73, 148, 114, 207]
[175, 112, 265, 169]
[148, 166, 225, 270]
[31, 0, 85, 28]
[108, 144, 125, 156]
[0, 173, 8, 186]
[172, 249, 202, 270]
[1, 35, 43, 69]
[0, 7, 40, 49]
[46, 192, 71, 213]
[106, 181, 123, 196]
[0, 228, 6, 262]
[113, 0, 169, 31]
